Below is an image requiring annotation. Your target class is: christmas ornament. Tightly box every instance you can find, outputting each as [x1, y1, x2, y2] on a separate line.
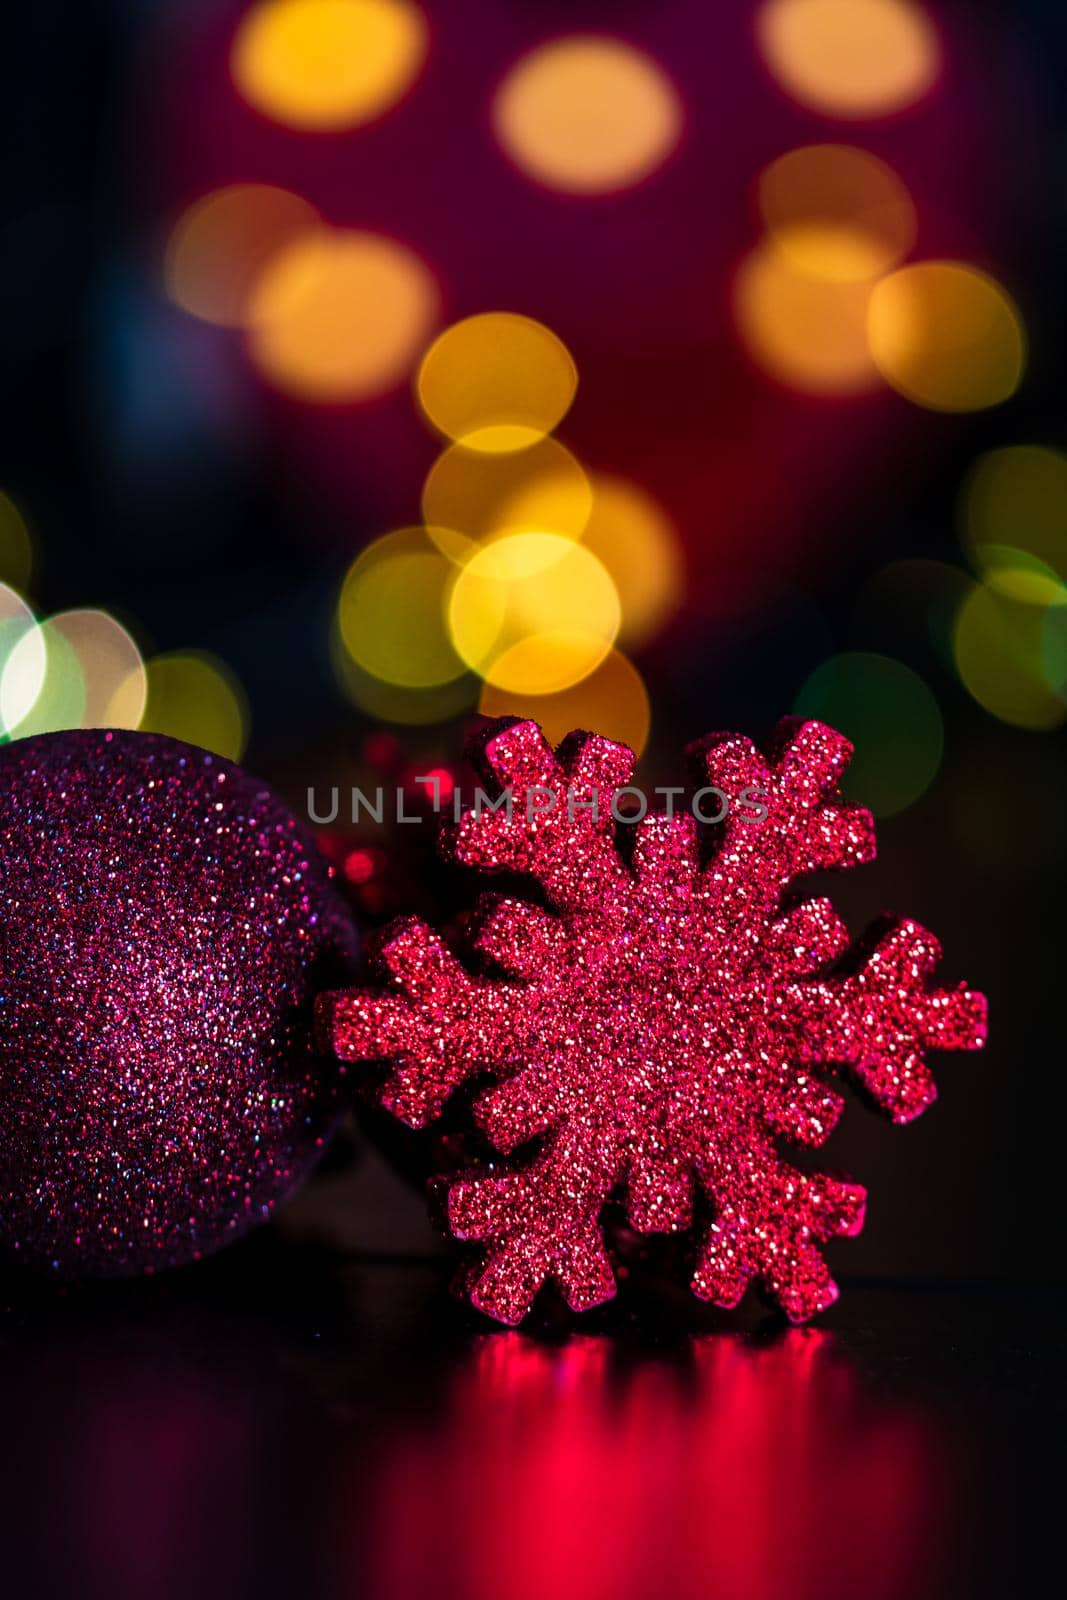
[0, 729, 357, 1276]
[319, 717, 986, 1325]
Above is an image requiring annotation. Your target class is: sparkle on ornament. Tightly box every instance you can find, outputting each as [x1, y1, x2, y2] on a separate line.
[320, 719, 986, 1325]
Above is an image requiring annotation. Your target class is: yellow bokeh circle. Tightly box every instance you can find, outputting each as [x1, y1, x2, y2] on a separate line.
[138, 652, 250, 760]
[867, 262, 1025, 413]
[758, 145, 916, 283]
[735, 241, 879, 395]
[332, 624, 477, 724]
[422, 435, 592, 557]
[580, 475, 682, 648]
[758, 0, 940, 119]
[0, 585, 45, 736]
[479, 648, 651, 756]
[493, 35, 682, 195]
[247, 228, 439, 402]
[232, 0, 428, 132]
[165, 185, 320, 328]
[448, 532, 620, 694]
[961, 446, 1067, 581]
[0, 492, 34, 592]
[338, 527, 466, 688]
[953, 580, 1067, 731]
[416, 313, 577, 453]
[46, 609, 146, 729]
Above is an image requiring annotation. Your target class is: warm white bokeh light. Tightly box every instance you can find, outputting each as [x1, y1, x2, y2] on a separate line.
[248, 228, 439, 402]
[758, 145, 916, 283]
[493, 36, 682, 194]
[736, 240, 880, 395]
[758, 0, 940, 119]
[165, 185, 320, 328]
[232, 0, 428, 131]
[868, 261, 1025, 412]
[417, 314, 578, 453]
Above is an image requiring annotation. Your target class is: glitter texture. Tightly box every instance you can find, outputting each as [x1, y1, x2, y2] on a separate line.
[0, 730, 357, 1276]
[320, 717, 986, 1325]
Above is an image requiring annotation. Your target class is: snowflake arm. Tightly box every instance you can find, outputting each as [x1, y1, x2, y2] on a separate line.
[778, 917, 989, 1123]
[444, 719, 633, 914]
[320, 916, 523, 1128]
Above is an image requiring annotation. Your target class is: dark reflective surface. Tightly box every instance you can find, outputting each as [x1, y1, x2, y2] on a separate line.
[0, 1232, 1056, 1600]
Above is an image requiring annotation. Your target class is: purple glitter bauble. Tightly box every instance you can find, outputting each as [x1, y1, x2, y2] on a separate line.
[0, 729, 358, 1277]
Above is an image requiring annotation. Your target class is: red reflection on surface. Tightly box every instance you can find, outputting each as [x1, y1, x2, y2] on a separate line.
[359, 1331, 947, 1600]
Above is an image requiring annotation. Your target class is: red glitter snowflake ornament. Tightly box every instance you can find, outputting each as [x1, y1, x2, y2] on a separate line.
[318, 718, 987, 1325]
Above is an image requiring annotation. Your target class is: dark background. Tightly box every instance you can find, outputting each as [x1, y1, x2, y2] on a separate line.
[0, 6, 1064, 1596]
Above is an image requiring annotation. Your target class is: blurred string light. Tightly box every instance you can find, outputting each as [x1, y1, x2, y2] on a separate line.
[448, 532, 620, 694]
[580, 475, 682, 648]
[421, 436, 592, 557]
[758, 145, 916, 282]
[137, 652, 250, 760]
[479, 648, 651, 755]
[853, 558, 969, 675]
[961, 446, 1067, 581]
[795, 651, 943, 816]
[867, 263, 1025, 412]
[949, 453, 1067, 730]
[1, 605, 146, 740]
[231, 0, 428, 132]
[332, 626, 478, 725]
[2, 620, 85, 738]
[337, 527, 466, 687]
[492, 36, 682, 195]
[336, 307, 672, 740]
[0, 492, 34, 592]
[165, 185, 320, 328]
[247, 228, 439, 401]
[0, 584, 44, 737]
[757, 0, 940, 119]
[952, 576, 1067, 731]
[416, 314, 577, 452]
[735, 239, 879, 395]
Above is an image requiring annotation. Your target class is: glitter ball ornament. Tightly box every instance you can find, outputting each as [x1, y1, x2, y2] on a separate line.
[0, 730, 357, 1276]
[319, 717, 986, 1325]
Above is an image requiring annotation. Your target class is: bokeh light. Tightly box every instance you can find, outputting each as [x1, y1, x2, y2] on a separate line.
[758, 0, 940, 119]
[0, 492, 34, 592]
[953, 577, 1067, 731]
[332, 626, 478, 724]
[961, 445, 1067, 581]
[479, 648, 651, 755]
[580, 475, 683, 648]
[422, 436, 592, 557]
[448, 532, 620, 694]
[416, 313, 577, 452]
[0, 584, 44, 736]
[795, 652, 943, 816]
[165, 185, 320, 329]
[337, 527, 466, 688]
[248, 228, 439, 402]
[493, 36, 682, 195]
[965, 545, 1064, 607]
[735, 241, 879, 395]
[758, 145, 916, 283]
[46, 609, 147, 728]
[853, 558, 970, 675]
[1, 618, 85, 738]
[231, 0, 428, 132]
[867, 262, 1025, 412]
[138, 651, 250, 759]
